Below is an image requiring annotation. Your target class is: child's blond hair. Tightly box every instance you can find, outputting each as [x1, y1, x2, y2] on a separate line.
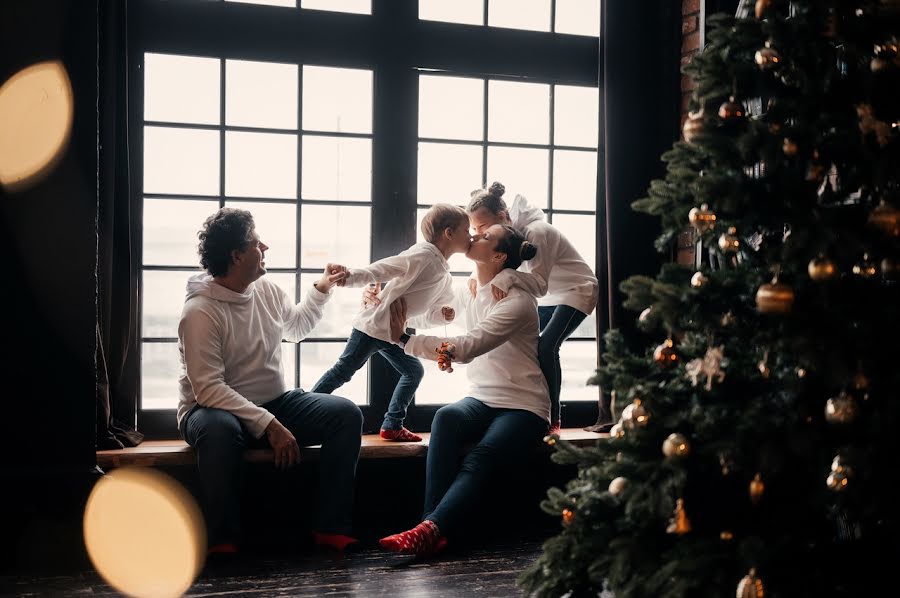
[420, 203, 469, 243]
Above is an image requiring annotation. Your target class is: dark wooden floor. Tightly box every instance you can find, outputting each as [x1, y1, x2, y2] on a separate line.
[4, 541, 545, 597]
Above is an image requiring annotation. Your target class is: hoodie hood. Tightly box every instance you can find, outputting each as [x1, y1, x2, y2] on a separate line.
[185, 272, 254, 304]
[508, 194, 546, 229]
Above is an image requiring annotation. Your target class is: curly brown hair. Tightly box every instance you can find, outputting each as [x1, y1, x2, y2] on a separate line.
[197, 208, 255, 277]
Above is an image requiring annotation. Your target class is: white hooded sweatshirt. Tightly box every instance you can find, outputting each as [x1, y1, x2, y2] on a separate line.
[177, 273, 332, 438]
[491, 194, 599, 315]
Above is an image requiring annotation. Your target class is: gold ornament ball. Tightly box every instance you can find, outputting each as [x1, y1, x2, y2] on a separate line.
[682, 112, 705, 144]
[826, 470, 849, 492]
[783, 138, 799, 156]
[755, 42, 782, 70]
[871, 56, 889, 72]
[868, 200, 900, 237]
[852, 253, 879, 279]
[749, 473, 765, 504]
[737, 568, 765, 598]
[825, 390, 859, 424]
[608, 477, 629, 496]
[718, 227, 740, 253]
[688, 203, 717, 232]
[756, 277, 795, 314]
[808, 255, 837, 281]
[755, 0, 773, 18]
[718, 96, 745, 122]
[653, 339, 679, 368]
[831, 455, 854, 477]
[610, 422, 625, 439]
[561, 508, 575, 526]
[543, 434, 558, 446]
[720, 530, 734, 541]
[690, 271, 708, 288]
[662, 433, 691, 458]
[630, 400, 650, 428]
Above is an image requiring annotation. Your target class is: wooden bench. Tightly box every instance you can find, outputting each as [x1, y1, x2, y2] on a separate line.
[96, 429, 608, 468]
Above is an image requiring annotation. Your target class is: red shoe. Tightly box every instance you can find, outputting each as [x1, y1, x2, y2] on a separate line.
[379, 520, 447, 556]
[548, 421, 561, 436]
[313, 532, 360, 552]
[380, 427, 423, 442]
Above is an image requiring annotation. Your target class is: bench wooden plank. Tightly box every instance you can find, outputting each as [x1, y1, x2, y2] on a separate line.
[96, 429, 608, 469]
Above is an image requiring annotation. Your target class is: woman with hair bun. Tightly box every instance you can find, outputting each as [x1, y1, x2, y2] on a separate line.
[467, 181, 599, 435]
[374, 223, 546, 557]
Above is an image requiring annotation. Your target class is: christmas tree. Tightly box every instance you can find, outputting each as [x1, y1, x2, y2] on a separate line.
[521, 1, 900, 596]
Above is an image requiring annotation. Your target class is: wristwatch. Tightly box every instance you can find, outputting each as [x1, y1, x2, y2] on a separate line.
[398, 332, 411, 348]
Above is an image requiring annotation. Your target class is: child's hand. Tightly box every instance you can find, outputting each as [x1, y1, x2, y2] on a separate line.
[441, 306, 455, 322]
[435, 342, 456, 373]
[467, 278, 477, 298]
[316, 263, 348, 292]
[490, 285, 507, 301]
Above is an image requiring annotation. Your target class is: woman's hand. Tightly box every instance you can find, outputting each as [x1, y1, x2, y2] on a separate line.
[362, 283, 382, 309]
[315, 263, 348, 292]
[389, 297, 408, 343]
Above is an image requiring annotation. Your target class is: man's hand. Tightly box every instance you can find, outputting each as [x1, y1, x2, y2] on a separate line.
[467, 278, 477, 298]
[441, 306, 455, 322]
[362, 283, 382, 309]
[389, 297, 408, 343]
[491, 285, 507, 301]
[314, 263, 348, 292]
[265, 418, 300, 470]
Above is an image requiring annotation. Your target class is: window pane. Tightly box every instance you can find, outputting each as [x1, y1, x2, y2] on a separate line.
[301, 204, 371, 269]
[571, 311, 597, 339]
[265, 272, 297, 304]
[301, 0, 370, 15]
[299, 273, 363, 339]
[142, 271, 194, 339]
[486, 146, 548, 209]
[552, 150, 597, 211]
[302, 66, 372, 134]
[560, 341, 599, 402]
[419, 0, 483, 25]
[418, 75, 484, 141]
[301, 343, 368, 405]
[555, 85, 599, 148]
[225, 131, 297, 199]
[143, 198, 219, 266]
[417, 143, 483, 205]
[555, 0, 600, 37]
[415, 275, 470, 337]
[144, 126, 219, 195]
[144, 53, 220, 125]
[226, 59, 298, 129]
[227, 0, 296, 6]
[417, 209, 472, 273]
[488, 0, 550, 32]
[302, 136, 372, 201]
[488, 80, 549, 144]
[551, 213, 595, 272]
[416, 362, 469, 405]
[142, 342, 181, 410]
[224, 201, 296, 268]
[283, 342, 297, 388]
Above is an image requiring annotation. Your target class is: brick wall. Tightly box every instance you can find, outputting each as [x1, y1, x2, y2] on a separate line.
[677, 0, 704, 266]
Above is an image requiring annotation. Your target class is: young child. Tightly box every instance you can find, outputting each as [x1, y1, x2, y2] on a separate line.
[311, 203, 471, 441]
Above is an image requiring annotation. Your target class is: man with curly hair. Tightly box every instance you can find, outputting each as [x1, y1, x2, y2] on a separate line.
[177, 207, 362, 554]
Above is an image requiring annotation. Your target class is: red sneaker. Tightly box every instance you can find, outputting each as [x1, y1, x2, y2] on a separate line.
[313, 532, 360, 552]
[380, 427, 423, 442]
[548, 421, 561, 436]
[379, 521, 447, 556]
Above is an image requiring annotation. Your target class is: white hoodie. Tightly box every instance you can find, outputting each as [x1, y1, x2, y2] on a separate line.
[491, 195, 599, 315]
[177, 273, 332, 438]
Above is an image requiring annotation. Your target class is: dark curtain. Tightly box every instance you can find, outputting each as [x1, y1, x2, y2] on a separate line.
[97, 0, 142, 450]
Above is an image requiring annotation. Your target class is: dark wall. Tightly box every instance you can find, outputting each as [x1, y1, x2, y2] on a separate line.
[602, 1, 682, 339]
[1, 0, 98, 571]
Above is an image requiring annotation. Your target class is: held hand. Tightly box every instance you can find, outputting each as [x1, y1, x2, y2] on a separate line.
[362, 283, 382, 309]
[491, 285, 508, 301]
[467, 278, 477, 298]
[389, 297, 408, 343]
[265, 418, 300, 470]
[441, 306, 455, 322]
[316, 263, 348, 292]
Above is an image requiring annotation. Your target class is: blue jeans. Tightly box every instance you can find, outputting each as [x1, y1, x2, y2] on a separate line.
[538, 305, 588, 424]
[312, 328, 424, 431]
[181, 390, 363, 546]
[423, 397, 548, 536]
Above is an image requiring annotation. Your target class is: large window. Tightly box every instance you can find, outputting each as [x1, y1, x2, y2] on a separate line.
[132, 0, 601, 437]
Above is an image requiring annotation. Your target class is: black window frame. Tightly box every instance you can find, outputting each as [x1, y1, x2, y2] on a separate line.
[129, 0, 604, 439]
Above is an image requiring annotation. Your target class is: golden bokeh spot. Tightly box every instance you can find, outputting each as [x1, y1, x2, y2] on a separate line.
[83, 468, 206, 598]
[0, 61, 73, 192]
